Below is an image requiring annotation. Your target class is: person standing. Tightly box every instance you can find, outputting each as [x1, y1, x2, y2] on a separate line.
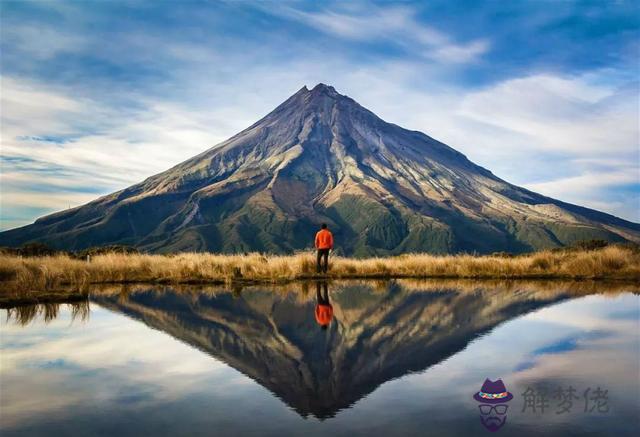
[315, 223, 333, 274]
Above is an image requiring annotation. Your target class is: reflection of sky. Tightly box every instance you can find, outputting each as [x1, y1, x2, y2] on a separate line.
[358, 293, 640, 434]
[1, 305, 254, 430]
[1, 293, 638, 436]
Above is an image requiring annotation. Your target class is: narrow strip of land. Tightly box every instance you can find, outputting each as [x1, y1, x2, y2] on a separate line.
[1, 245, 638, 297]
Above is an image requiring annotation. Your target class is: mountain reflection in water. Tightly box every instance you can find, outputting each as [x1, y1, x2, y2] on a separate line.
[82, 280, 634, 419]
[3, 280, 638, 437]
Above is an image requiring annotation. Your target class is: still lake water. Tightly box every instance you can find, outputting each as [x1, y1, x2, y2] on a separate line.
[1, 280, 638, 436]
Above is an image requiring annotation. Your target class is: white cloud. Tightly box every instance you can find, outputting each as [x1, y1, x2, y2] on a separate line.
[0, 76, 230, 229]
[283, 6, 411, 40]
[0, 23, 86, 60]
[458, 74, 638, 154]
[523, 168, 638, 197]
[269, 4, 490, 64]
[1, 191, 99, 211]
[429, 39, 490, 64]
[0, 76, 83, 133]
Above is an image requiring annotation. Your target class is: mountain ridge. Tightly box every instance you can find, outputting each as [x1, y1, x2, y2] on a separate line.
[2, 83, 638, 255]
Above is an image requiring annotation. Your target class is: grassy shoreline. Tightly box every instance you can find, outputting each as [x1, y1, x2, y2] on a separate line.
[1, 245, 638, 295]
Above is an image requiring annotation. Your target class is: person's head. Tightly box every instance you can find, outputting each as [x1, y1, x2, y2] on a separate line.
[321, 223, 327, 229]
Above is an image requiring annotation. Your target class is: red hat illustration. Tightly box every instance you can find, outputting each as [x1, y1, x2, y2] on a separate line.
[473, 378, 513, 404]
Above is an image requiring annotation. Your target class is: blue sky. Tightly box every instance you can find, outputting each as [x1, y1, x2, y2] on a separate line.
[1, 0, 638, 230]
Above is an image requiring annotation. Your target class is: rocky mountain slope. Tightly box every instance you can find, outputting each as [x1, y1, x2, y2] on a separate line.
[2, 84, 638, 255]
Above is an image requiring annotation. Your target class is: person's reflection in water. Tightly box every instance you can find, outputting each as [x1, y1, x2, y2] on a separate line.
[315, 281, 333, 331]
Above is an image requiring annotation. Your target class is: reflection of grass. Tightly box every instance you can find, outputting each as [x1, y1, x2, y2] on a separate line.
[82, 278, 640, 301]
[0, 245, 638, 295]
[0, 288, 89, 308]
[5, 301, 89, 325]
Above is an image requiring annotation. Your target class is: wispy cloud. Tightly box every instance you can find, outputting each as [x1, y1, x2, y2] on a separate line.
[267, 4, 491, 63]
[0, 76, 229, 229]
[1, 23, 86, 60]
[458, 75, 638, 155]
[524, 168, 638, 197]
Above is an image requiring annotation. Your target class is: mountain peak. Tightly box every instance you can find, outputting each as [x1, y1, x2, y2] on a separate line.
[311, 83, 336, 92]
[310, 83, 340, 98]
[281, 83, 344, 112]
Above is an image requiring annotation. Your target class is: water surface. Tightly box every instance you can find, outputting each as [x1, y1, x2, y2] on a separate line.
[1, 280, 638, 436]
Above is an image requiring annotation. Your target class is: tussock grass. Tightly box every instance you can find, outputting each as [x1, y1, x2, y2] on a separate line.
[0, 246, 638, 293]
[4, 301, 89, 325]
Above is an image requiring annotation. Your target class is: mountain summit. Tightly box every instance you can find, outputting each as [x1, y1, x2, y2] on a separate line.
[2, 84, 638, 254]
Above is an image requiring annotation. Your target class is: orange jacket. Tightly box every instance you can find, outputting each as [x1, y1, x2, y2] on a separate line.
[315, 304, 333, 326]
[315, 229, 334, 249]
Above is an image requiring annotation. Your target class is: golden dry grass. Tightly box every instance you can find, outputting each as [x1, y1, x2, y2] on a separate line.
[4, 301, 89, 325]
[0, 245, 638, 294]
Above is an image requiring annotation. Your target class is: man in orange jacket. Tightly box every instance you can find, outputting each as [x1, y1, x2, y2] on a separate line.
[315, 223, 333, 274]
[315, 281, 333, 330]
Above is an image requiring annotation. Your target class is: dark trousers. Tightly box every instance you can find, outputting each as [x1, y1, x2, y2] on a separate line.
[316, 249, 330, 273]
[316, 281, 329, 304]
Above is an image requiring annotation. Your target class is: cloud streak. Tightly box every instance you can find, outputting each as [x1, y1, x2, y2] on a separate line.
[268, 4, 491, 63]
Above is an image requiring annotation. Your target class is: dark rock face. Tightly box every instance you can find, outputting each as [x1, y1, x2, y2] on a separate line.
[2, 83, 638, 254]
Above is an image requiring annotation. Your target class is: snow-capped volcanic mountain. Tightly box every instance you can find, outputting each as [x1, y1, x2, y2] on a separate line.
[2, 84, 638, 255]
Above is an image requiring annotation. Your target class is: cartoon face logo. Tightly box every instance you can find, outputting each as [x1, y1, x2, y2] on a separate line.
[473, 378, 513, 432]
